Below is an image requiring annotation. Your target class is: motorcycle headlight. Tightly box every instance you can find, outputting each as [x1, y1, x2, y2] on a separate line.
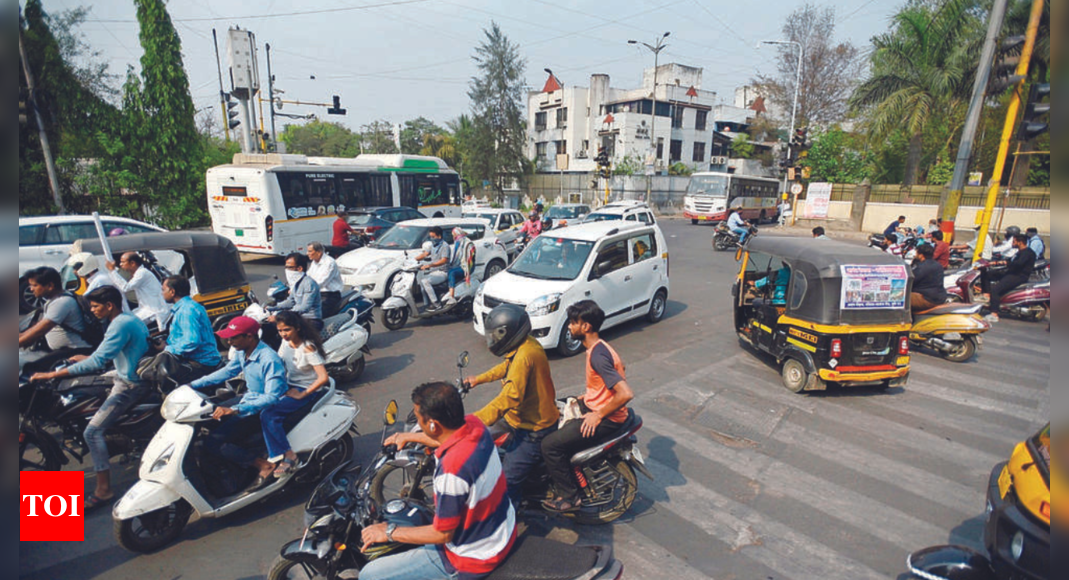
[359, 258, 394, 276]
[149, 443, 176, 473]
[526, 293, 562, 317]
[161, 398, 189, 422]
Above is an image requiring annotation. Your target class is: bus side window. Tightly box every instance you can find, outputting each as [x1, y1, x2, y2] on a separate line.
[307, 175, 338, 214]
[339, 176, 368, 210]
[279, 172, 309, 214]
[368, 175, 393, 207]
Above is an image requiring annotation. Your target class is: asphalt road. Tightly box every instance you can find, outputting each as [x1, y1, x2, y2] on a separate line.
[19, 219, 1051, 580]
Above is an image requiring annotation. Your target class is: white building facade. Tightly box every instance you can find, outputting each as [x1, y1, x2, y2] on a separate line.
[528, 64, 754, 175]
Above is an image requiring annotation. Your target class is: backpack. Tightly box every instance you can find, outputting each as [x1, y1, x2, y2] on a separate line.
[59, 292, 105, 346]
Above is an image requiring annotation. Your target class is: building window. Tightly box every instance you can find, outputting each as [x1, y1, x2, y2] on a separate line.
[692, 142, 706, 163]
[656, 138, 664, 160]
[582, 140, 590, 154]
[556, 107, 568, 128]
[535, 112, 547, 131]
[695, 110, 708, 131]
[671, 106, 684, 129]
[535, 142, 548, 159]
[670, 139, 683, 162]
[554, 140, 567, 155]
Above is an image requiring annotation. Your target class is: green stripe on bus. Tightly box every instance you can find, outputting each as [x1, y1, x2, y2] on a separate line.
[376, 167, 440, 173]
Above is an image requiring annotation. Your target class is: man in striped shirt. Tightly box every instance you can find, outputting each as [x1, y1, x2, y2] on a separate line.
[362, 382, 516, 580]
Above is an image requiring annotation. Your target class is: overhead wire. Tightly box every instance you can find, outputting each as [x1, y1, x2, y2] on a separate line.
[87, 0, 434, 23]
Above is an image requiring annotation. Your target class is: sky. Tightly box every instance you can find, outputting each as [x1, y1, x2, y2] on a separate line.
[42, 0, 902, 134]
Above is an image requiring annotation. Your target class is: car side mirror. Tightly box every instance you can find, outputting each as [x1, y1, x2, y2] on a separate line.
[591, 260, 613, 280]
[384, 400, 399, 426]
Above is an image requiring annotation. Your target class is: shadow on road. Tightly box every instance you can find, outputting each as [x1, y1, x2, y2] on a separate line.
[358, 353, 416, 386]
[367, 327, 413, 351]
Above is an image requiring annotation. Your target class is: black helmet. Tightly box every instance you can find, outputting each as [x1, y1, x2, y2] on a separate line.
[485, 304, 531, 357]
[1004, 225, 1021, 238]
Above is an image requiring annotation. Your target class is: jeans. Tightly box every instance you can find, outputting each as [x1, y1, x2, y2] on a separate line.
[446, 267, 466, 289]
[358, 545, 457, 580]
[419, 270, 448, 306]
[84, 379, 148, 473]
[321, 292, 341, 317]
[494, 424, 557, 505]
[733, 227, 750, 244]
[208, 411, 265, 467]
[541, 405, 626, 499]
[260, 391, 322, 461]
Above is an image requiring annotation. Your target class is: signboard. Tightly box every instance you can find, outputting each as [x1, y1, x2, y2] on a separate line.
[967, 172, 983, 186]
[840, 265, 909, 310]
[790, 183, 804, 195]
[556, 154, 569, 171]
[806, 182, 833, 218]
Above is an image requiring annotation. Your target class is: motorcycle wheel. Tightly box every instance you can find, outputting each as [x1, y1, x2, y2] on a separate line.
[573, 459, 638, 526]
[333, 356, 366, 384]
[1025, 305, 1049, 322]
[714, 236, 732, 252]
[381, 307, 408, 331]
[19, 429, 62, 471]
[267, 555, 328, 580]
[115, 501, 191, 553]
[369, 463, 434, 508]
[942, 336, 978, 363]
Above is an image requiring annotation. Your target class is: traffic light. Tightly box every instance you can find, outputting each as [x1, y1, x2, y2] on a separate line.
[987, 35, 1026, 95]
[594, 146, 608, 167]
[591, 179, 599, 190]
[327, 95, 346, 116]
[791, 127, 808, 148]
[1017, 82, 1049, 140]
[225, 94, 240, 129]
[600, 167, 612, 179]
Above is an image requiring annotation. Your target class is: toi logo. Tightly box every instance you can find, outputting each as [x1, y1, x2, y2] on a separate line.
[20, 471, 85, 542]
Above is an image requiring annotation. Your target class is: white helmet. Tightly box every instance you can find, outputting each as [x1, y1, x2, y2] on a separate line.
[70, 252, 100, 277]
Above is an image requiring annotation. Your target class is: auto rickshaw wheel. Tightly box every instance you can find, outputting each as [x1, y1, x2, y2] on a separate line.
[781, 358, 820, 393]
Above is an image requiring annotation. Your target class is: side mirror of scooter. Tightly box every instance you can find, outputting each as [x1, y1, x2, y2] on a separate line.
[457, 351, 470, 369]
[384, 400, 399, 426]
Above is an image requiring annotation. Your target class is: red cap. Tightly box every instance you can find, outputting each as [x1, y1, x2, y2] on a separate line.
[216, 316, 260, 339]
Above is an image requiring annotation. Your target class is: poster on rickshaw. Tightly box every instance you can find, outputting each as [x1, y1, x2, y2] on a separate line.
[805, 182, 833, 218]
[840, 264, 909, 310]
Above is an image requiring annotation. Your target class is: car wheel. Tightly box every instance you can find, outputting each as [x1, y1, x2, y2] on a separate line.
[484, 259, 506, 281]
[556, 324, 583, 357]
[647, 290, 667, 323]
[19, 278, 41, 314]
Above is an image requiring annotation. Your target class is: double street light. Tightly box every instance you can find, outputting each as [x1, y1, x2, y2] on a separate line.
[757, 39, 804, 202]
[629, 32, 670, 201]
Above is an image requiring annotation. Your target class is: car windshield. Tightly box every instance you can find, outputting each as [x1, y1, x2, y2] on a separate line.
[347, 213, 376, 226]
[546, 206, 583, 219]
[509, 237, 594, 281]
[688, 175, 730, 197]
[463, 213, 499, 223]
[371, 224, 427, 250]
[584, 213, 621, 222]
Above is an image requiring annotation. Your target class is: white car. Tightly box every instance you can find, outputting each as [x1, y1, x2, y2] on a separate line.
[461, 199, 492, 213]
[584, 201, 657, 225]
[19, 215, 165, 313]
[462, 208, 525, 257]
[337, 218, 509, 300]
[473, 221, 670, 356]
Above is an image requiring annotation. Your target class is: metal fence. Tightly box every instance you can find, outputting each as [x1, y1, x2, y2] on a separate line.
[828, 183, 1049, 209]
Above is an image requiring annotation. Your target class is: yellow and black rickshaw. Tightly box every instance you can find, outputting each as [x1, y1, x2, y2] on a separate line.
[65, 232, 254, 333]
[733, 237, 913, 393]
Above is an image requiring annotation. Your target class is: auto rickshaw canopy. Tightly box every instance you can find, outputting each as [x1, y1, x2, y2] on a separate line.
[742, 237, 913, 327]
[72, 232, 249, 297]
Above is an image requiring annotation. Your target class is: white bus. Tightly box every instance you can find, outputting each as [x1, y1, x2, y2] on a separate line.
[682, 171, 782, 225]
[206, 153, 463, 255]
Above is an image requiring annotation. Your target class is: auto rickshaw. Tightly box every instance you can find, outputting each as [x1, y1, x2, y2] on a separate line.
[63, 232, 254, 333]
[733, 237, 913, 393]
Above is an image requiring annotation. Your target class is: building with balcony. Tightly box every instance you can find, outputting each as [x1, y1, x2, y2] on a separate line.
[528, 64, 755, 175]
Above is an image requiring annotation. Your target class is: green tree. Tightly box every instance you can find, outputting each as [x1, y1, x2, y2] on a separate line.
[731, 134, 755, 159]
[420, 133, 459, 168]
[800, 128, 871, 183]
[467, 22, 529, 198]
[668, 162, 693, 177]
[849, 0, 982, 193]
[613, 154, 642, 176]
[360, 119, 399, 154]
[279, 120, 361, 157]
[446, 113, 475, 179]
[399, 117, 445, 154]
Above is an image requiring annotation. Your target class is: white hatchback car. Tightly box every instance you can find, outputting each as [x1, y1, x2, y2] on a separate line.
[337, 218, 509, 300]
[583, 200, 657, 226]
[473, 221, 670, 356]
[462, 208, 526, 257]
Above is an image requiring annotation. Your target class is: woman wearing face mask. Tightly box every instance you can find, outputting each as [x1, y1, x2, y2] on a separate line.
[267, 253, 324, 331]
[443, 227, 476, 306]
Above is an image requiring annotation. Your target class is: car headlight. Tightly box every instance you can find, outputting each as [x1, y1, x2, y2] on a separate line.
[339, 266, 358, 277]
[359, 258, 394, 276]
[475, 287, 485, 305]
[526, 293, 562, 317]
[1010, 531, 1025, 562]
[149, 443, 176, 473]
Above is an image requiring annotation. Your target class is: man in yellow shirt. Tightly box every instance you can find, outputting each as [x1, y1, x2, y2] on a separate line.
[464, 304, 559, 504]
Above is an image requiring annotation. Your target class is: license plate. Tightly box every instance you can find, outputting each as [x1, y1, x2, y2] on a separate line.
[896, 356, 910, 366]
[235, 229, 244, 237]
[631, 447, 645, 465]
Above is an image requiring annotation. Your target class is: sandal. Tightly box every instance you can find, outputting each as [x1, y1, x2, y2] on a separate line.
[273, 457, 298, 478]
[84, 494, 114, 512]
[542, 496, 582, 513]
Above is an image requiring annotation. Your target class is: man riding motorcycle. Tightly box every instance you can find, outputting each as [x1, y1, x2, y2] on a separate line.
[728, 210, 750, 244]
[414, 226, 451, 312]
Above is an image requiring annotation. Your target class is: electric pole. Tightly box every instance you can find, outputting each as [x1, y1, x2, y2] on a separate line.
[20, 26, 65, 213]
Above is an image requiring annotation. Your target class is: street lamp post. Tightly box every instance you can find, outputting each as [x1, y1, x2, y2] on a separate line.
[759, 40, 803, 211]
[629, 32, 670, 203]
[546, 68, 565, 204]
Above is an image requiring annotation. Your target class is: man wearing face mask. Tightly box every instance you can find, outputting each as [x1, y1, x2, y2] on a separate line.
[416, 226, 452, 312]
[268, 253, 323, 331]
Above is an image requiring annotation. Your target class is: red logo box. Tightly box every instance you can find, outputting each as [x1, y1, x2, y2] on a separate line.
[20, 471, 85, 542]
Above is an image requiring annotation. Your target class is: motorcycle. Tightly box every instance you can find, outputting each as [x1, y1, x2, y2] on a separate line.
[264, 276, 375, 333]
[369, 352, 651, 526]
[713, 221, 758, 252]
[907, 545, 999, 580]
[909, 303, 990, 363]
[19, 369, 165, 472]
[948, 265, 1051, 322]
[268, 400, 625, 580]
[380, 259, 481, 331]
[244, 302, 371, 383]
[868, 233, 920, 264]
[112, 380, 359, 553]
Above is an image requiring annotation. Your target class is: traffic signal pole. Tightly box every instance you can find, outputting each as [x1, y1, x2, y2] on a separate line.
[972, 0, 1045, 263]
[940, 0, 1010, 243]
[19, 27, 64, 213]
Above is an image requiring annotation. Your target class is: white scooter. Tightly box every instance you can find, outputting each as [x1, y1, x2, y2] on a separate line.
[112, 382, 359, 553]
[380, 259, 481, 330]
[243, 303, 371, 383]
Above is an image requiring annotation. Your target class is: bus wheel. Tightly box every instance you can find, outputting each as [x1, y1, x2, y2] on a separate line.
[433, 211, 444, 218]
[760, 210, 767, 224]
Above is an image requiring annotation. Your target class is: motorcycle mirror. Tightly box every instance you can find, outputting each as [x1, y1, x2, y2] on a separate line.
[384, 400, 399, 426]
[457, 351, 470, 369]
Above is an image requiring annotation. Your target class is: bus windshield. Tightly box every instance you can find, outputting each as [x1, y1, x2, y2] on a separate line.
[509, 237, 594, 281]
[371, 224, 428, 250]
[688, 175, 730, 197]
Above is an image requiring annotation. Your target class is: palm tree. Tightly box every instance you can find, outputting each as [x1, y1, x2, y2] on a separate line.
[849, 0, 982, 194]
